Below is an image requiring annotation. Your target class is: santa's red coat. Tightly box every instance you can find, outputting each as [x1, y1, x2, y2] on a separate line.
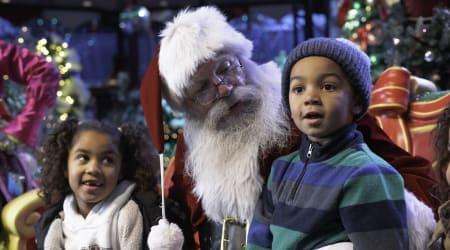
[164, 114, 438, 249]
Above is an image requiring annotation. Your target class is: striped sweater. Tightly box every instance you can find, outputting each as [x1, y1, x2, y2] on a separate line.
[247, 125, 408, 250]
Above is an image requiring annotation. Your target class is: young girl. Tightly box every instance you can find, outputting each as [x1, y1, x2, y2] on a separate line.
[430, 104, 450, 249]
[34, 119, 184, 250]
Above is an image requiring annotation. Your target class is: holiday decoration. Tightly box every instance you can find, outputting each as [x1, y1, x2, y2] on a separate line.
[341, 1, 449, 89]
[119, 5, 151, 35]
[369, 66, 450, 161]
[341, 0, 389, 79]
[384, 6, 450, 90]
[3, 18, 89, 127]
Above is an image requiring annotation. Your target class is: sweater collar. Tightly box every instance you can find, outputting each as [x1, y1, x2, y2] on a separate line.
[298, 124, 363, 162]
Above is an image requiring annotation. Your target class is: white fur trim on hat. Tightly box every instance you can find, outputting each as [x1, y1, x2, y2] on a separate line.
[159, 6, 253, 98]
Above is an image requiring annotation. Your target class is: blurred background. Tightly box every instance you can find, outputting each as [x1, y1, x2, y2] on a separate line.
[0, 1, 449, 222]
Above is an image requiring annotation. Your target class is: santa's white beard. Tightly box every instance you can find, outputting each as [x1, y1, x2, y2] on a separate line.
[183, 61, 290, 223]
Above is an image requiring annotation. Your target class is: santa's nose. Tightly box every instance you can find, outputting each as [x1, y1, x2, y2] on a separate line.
[217, 83, 234, 98]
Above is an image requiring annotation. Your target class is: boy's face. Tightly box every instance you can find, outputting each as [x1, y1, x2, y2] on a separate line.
[66, 130, 122, 217]
[289, 56, 362, 145]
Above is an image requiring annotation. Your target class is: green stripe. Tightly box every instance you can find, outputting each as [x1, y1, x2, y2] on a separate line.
[270, 225, 305, 249]
[323, 144, 389, 168]
[246, 244, 270, 250]
[340, 174, 404, 207]
[295, 225, 349, 248]
[267, 168, 273, 189]
[320, 231, 350, 246]
[278, 151, 299, 162]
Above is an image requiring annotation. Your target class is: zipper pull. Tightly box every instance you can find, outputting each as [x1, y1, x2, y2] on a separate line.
[307, 143, 313, 159]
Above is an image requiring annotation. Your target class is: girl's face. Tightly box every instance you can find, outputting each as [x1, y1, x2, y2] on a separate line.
[66, 130, 122, 217]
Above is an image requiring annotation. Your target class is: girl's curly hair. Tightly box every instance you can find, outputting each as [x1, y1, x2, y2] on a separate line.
[432, 103, 450, 204]
[38, 118, 159, 204]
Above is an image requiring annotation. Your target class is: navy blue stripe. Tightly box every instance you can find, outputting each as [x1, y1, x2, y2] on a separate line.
[272, 160, 397, 188]
[248, 220, 272, 247]
[340, 200, 407, 232]
[271, 203, 341, 233]
[271, 159, 300, 184]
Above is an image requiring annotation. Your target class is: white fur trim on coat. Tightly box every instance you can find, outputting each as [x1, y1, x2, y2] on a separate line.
[405, 189, 436, 250]
[159, 6, 253, 98]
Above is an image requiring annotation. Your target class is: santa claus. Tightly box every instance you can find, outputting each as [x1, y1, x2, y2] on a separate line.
[141, 6, 438, 249]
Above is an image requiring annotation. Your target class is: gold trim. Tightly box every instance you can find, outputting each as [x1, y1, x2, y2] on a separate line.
[397, 115, 411, 153]
[411, 94, 450, 106]
[381, 66, 410, 74]
[375, 116, 384, 130]
[410, 107, 446, 117]
[410, 124, 437, 133]
[369, 103, 406, 112]
[372, 85, 409, 94]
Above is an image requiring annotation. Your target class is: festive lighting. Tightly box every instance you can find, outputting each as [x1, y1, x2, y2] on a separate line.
[370, 55, 378, 63]
[59, 113, 68, 121]
[393, 38, 400, 45]
[10, 30, 85, 128]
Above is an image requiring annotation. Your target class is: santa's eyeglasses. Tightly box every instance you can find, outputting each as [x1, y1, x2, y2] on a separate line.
[193, 58, 243, 106]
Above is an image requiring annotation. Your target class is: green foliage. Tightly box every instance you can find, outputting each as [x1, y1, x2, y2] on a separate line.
[384, 6, 450, 90]
[342, 2, 449, 89]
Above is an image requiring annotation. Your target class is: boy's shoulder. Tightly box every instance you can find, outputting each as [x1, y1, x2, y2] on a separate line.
[327, 143, 398, 173]
[275, 150, 299, 163]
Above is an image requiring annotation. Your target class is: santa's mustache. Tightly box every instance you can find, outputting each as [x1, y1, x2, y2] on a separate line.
[206, 84, 262, 124]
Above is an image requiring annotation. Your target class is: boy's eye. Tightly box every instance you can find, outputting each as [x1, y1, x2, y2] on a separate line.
[322, 83, 337, 91]
[291, 86, 304, 94]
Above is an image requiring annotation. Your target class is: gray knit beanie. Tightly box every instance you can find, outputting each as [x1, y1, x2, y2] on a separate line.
[281, 37, 372, 121]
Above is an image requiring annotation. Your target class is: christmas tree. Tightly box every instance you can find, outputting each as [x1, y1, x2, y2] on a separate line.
[340, 0, 449, 90]
[340, 0, 388, 79]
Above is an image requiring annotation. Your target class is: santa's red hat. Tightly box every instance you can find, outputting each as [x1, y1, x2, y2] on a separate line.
[140, 48, 164, 153]
[141, 6, 254, 152]
[158, 6, 253, 99]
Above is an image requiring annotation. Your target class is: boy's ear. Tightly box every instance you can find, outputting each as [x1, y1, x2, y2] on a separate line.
[352, 96, 363, 116]
[352, 104, 363, 116]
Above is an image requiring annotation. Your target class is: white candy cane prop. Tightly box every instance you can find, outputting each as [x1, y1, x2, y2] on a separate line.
[159, 153, 166, 219]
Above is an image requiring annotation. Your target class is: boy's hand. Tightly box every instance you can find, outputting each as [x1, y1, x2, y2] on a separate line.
[147, 218, 184, 250]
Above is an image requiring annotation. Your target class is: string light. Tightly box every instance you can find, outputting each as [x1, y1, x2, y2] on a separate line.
[18, 30, 82, 123]
[59, 113, 68, 121]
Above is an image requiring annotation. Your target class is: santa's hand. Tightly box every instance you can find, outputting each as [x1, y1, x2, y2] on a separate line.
[147, 218, 184, 250]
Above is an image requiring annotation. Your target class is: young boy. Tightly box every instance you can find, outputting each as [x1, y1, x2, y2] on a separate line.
[247, 38, 408, 249]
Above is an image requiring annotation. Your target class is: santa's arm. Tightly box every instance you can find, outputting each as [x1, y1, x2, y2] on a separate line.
[0, 40, 59, 147]
[356, 114, 438, 212]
